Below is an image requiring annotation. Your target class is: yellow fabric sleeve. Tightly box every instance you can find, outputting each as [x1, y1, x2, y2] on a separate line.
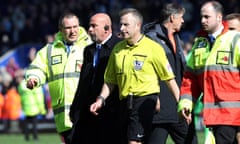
[178, 99, 194, 112]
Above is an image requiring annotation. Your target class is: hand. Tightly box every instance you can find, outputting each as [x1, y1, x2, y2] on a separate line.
[26, 78, 38, 89]
[181, 108, 192, 125]
[155, 97, 160, 113]
[89, 99, 103, 116]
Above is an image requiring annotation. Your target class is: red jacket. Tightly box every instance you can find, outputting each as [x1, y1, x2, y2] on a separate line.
[180, 22, 240, 126]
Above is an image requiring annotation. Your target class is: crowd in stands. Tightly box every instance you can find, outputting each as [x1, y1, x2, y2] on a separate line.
[0, 48, 53, 133]
[0, 0, 239, 56]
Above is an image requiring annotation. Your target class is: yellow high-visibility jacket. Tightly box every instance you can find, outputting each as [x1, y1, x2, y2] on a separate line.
[25, 26, 92, 133]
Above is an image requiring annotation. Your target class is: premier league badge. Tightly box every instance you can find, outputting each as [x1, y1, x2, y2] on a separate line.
[134, 60, 144, 70]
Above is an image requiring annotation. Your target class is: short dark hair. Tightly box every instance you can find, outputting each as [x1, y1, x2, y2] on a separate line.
[119, 8, 143, 24]
[203, 1, 224, 15]
[225, 13, 240, 21]
[159, 3, 185, 24]
[58, 12, 79, 29]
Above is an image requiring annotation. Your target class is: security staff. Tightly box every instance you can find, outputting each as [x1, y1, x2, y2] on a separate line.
[179, 1, 240, 143]
[226, 12, 240, 144]
[25, 12, 92, 144]
[226, 13, 240, 31]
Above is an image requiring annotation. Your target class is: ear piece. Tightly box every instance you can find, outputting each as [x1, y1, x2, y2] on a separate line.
[104, 25, 109, 31]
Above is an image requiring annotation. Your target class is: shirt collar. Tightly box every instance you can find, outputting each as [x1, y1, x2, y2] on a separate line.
[97, 33, 112, 45]
[209, 25, 224, 38]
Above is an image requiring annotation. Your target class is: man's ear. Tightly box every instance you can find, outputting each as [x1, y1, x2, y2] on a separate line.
[170, 14, 174, 22]
[217, 14, 222, 23]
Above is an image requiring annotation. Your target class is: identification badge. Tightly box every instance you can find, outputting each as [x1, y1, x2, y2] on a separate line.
[216, 51, 231, 65]
[51, 55, 62, 65]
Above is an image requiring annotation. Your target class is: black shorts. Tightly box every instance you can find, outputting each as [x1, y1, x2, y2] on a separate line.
[127, 93, 159, 142]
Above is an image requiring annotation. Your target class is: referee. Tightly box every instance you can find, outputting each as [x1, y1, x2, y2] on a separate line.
[90, 8, 179, 144]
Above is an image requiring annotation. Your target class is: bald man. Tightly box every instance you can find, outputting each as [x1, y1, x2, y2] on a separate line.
[226, 13, 240, 31]
[70, 13, 121, 144]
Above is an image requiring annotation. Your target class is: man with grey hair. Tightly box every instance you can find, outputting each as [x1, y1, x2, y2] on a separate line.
[143, 3, 197, 144]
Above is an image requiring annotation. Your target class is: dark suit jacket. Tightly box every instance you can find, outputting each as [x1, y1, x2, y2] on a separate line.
[70, 34, 121, 144]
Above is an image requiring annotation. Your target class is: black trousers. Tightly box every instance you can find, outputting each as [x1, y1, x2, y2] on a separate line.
[117, 94, 158, 143]
[147, 113, 197, 144]
[23, 116, 38, 141]
[60, 129, 72, 144]
[212, 125, 238, 144]
[70, 107, 120, 144]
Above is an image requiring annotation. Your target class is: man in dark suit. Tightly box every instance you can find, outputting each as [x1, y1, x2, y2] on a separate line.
[69, 13, 121, 144]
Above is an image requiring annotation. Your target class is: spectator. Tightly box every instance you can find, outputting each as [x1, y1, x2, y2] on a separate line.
[11, 6, 26, 46]
[5, 57, 20, 79]
[0, 21, 12, 56]
[183, 41, 193, 57]
[0, 0, 238, 57]
[0, 93, 4, 120]
[27, 47, 37, 64]
[1, 72, 21, 132]
[19, 18, 38, 44]
[16, 46, 46, 141]
[17, 73, 46, 141]
[45, 34, 55, 43]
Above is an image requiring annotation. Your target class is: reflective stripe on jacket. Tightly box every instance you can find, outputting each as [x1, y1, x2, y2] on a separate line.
[180, 23, 240, 126]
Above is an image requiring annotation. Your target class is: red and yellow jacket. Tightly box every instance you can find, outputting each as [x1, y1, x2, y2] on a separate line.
[179, 22, 240, 126]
